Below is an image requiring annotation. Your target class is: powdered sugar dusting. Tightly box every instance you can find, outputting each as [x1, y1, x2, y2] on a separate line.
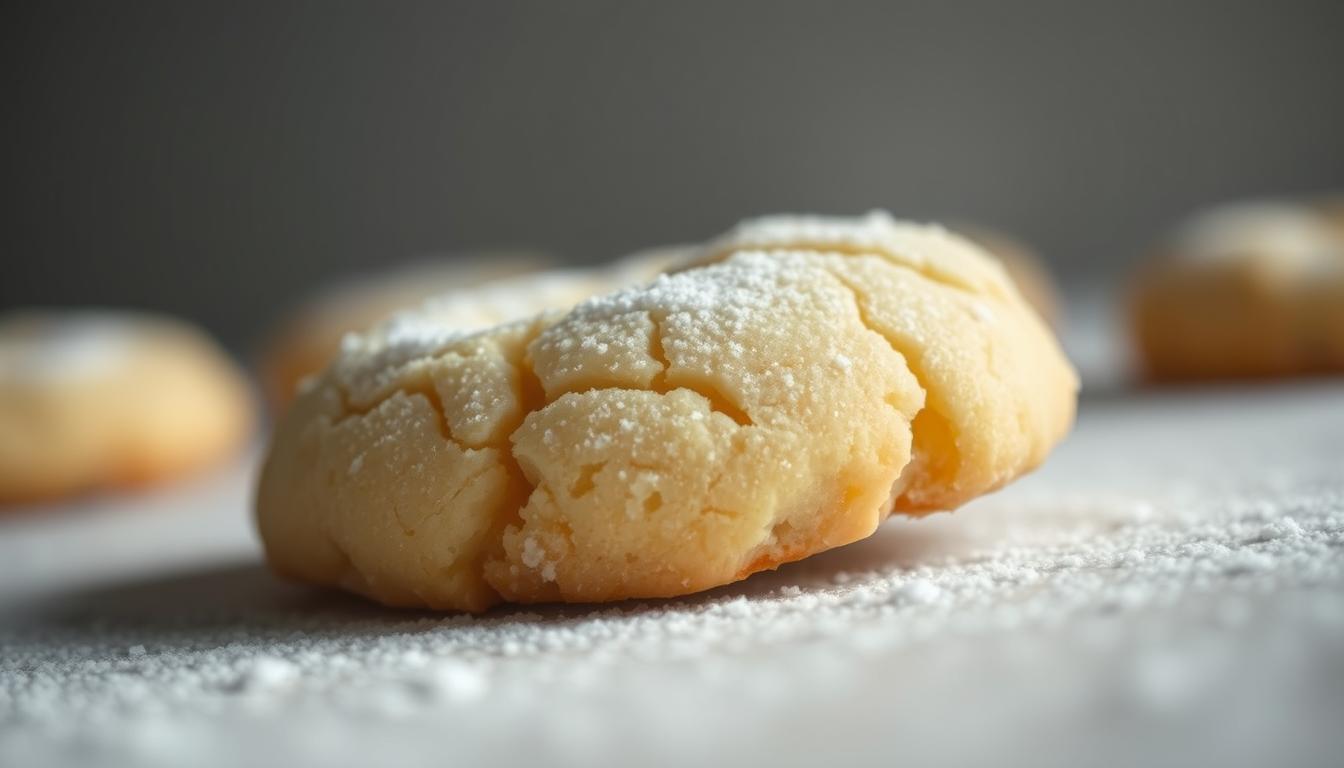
[327, 251, 680, 404]
[698, 210, 1016, 296]
[3, 383, 1342, 767]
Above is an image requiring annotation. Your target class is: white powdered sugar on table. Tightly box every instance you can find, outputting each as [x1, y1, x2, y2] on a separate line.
[0, 378, 1341, 768]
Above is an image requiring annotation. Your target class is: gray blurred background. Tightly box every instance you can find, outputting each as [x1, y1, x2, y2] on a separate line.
[3, 0, 1341, 350]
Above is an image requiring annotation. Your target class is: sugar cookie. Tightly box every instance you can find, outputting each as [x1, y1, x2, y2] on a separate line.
[257, 213, 1077, 610]
[0, 311, 254, 504]
[1130, 201, 1344, 380]
[263, 256, 545, 409]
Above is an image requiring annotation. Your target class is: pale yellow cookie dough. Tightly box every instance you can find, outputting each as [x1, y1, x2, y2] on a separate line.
[0, 311, 254, 504]
[263, 255, 546, 410]
[1130, 201, 1344, 381]
[257, 213, 1077, 611]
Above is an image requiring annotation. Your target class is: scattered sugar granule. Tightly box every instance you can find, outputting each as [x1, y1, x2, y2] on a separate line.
[520, 537, 545, 570]
[426, 661, 488, 703]
[897, 579, 942, 605]
[235, 656, 300, 693]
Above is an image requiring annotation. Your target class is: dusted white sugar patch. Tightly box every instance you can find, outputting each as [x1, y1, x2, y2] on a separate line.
[234, 656, 300, 693]
[324, 249, 685, 404]
[698, 210, 1019, 297]
[328, 268, 600, 403]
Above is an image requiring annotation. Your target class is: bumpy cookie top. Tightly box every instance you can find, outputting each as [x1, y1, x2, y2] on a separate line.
[699, 210, 1017, 297]
[257, 213, 1077, 611]
[324, 252, 682, 405]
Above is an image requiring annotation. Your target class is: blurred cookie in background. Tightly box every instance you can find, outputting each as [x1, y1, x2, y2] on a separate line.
[957, 226, 1061, 326]
[1311, 196, 1344, 368]
[610, 243, 698, 281]
[261, 255, 546, 409]
[0, 310, 255, 505]
[1316, 196, 1344, 240]
[1129, 200, 1344, 382]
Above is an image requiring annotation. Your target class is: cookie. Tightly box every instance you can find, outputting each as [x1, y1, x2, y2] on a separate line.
[257, 213, 1077, 611]
[1319, 196, 1344, 224]
[0, 311, 254, 504]
[1130, 201, 1344, 381]
[263, 256, 546, 409]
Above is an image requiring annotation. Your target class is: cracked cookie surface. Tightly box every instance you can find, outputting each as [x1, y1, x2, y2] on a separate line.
[257, 213, 1077, 611]
[262, 255, 549, 411]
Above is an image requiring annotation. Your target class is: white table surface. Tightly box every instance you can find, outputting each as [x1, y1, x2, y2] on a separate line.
[2, 312, 1341, 768]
